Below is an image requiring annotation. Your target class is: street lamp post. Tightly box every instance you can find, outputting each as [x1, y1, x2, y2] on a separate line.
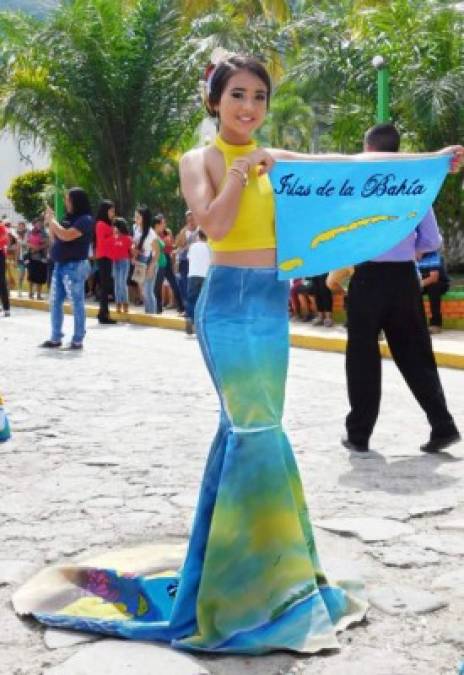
[372, 55, 390, 123]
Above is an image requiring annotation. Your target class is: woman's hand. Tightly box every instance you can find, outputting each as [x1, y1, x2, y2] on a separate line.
[44, 206, 55, 225]
[439, 145, 464, 173]
[146, 264, 156, 280]
[243, 148, 275, 176]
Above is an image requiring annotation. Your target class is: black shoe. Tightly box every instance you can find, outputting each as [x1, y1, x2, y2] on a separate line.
[62, 342, 83, 351]
[185, 319, 194, 335]
[98, 317, 117, 325]
[40, 340, 62, 348]
[420, 432, 461, 454]
[341, 437, 369, 453]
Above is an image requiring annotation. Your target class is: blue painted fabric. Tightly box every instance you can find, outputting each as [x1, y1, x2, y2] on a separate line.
[23, 266, 367, 654]
[271, 156, 449, 278]
[0, 397, 10, 443]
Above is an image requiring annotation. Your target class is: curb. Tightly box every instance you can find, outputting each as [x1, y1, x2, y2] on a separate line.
[10, 297, 464, 370]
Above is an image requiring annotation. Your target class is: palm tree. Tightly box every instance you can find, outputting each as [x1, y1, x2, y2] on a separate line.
[0, 0, 204, 216]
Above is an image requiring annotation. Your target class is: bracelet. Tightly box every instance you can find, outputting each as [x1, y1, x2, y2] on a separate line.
[229, 166, 248, 187]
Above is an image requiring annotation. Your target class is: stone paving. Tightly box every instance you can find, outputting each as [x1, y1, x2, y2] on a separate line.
[1, 307, 464, 675]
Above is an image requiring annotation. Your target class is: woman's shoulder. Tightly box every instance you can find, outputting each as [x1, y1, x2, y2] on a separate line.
[181, 144, 220, 170]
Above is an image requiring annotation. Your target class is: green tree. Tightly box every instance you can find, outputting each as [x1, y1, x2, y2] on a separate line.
[7, 168, 53, 221]
[0, 0, 204, 217]
[285, 0, 464, 258]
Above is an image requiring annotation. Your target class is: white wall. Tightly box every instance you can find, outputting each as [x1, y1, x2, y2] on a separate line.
[0, 132, 49, 221]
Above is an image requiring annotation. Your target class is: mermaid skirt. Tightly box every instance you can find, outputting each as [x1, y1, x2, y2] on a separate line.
[14, 265, 366, 654]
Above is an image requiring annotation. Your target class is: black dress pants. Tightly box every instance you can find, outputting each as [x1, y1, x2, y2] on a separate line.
[423, 282, 448, 327]
[312, 274, 332, 312]
[0, 252, 10, 311]
[155, 254, 184, 313]
[97, 257, 113, 320]
[345, 262, 457, 446]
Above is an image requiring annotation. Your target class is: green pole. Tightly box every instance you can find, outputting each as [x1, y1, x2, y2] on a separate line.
[377, 66, 390, 123]
[53, 165, 65, 221]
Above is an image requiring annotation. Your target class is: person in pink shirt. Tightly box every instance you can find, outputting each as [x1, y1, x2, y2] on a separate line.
[95, 200, 117, 324]
[0, 220, 10, 316]
[111, 218, 132, 313]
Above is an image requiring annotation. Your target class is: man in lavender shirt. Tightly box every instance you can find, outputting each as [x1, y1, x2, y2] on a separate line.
[343, 123, 460, 454]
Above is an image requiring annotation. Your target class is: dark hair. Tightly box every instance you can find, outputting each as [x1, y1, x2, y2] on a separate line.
[364, 123, 400, 152]
[96, 200, 115, 225]
[67, 187, 92, 217]
[136, 205, 152, 250]
[114, 217, 129, 236]
[207, 55, 271, 117]
[198, 229, 207, 241]
[153, 213, 165, 225]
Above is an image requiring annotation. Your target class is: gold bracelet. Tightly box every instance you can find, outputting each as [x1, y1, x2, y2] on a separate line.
[229, 166, 248, 187]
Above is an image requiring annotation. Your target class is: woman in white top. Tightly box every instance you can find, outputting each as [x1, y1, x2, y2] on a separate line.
[185, 229, 211, 334]
[132, 206, 159, 314]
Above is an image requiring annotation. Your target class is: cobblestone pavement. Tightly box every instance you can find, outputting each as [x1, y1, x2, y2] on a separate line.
[1, 308, 464, 675]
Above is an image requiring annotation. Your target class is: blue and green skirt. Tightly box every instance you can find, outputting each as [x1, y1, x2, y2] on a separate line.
[15, 265, 367, 654]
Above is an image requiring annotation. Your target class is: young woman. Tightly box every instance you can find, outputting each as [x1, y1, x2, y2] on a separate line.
[41, 188, 93, 350]
[5, 225, 18, 292]
[15, 221, 29, 297]
[111, 217, 132, 313]
[95, 200, 117, 324]
[132, 205, 159, 314]
[26, 219, 49, 300]
[20, 56, 463, 655]
[153, 214, 184, 314]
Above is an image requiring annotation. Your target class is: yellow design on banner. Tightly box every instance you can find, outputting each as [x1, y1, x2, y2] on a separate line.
[310, 215, 398, 249]
[279, 257, 304, 272]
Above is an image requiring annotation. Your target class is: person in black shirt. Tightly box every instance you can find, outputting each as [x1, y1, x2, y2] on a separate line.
[418, 251, 450, 334]
[41, 188, 93, 350]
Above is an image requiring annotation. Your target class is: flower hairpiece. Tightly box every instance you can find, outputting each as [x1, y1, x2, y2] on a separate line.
[200, 47, 236, 104]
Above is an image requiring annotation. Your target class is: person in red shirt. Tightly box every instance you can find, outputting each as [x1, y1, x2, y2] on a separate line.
[111, 217, 132, 313]
[95, 200, 117, 324]
[0, 220, 10, 316]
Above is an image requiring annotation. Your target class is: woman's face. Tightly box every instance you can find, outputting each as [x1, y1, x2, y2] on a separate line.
[108, 206, 116, 221]
[17, 223, 26, 235]
[214, 70, 268, 140]
[134, 211, 142, 227]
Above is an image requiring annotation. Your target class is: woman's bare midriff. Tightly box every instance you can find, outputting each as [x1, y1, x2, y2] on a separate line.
[212, 248, 276, 268]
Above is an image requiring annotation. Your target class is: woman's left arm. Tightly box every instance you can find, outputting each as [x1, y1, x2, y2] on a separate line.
[271, 145, 464, 173]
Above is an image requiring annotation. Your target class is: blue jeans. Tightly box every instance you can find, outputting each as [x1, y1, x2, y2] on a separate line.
[143, 269, 157, 314]
[112, 259, 130, 304]
[50, 260, 89, 344]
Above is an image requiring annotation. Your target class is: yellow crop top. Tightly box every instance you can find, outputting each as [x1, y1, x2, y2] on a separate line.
[209, 135, 276, 252]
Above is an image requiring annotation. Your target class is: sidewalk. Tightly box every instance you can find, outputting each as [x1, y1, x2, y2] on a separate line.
[9, 293, 464, 369]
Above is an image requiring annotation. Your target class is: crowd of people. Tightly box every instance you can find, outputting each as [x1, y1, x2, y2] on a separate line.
[1, 210, 453, 337]
[0, 204, 211, 336]
[289, 246, 451, 334]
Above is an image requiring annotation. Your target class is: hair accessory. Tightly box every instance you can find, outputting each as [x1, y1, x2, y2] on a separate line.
[201, 47, 236, 102]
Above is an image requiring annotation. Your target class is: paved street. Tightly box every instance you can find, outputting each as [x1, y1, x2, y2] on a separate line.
[1, 307, 464, 675]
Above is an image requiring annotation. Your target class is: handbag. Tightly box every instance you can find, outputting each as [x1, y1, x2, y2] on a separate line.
[131, 260, 147, 284]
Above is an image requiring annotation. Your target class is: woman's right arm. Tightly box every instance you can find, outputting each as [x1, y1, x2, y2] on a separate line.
[147, 238, 160, 278]
[180, 148, 272, 241]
